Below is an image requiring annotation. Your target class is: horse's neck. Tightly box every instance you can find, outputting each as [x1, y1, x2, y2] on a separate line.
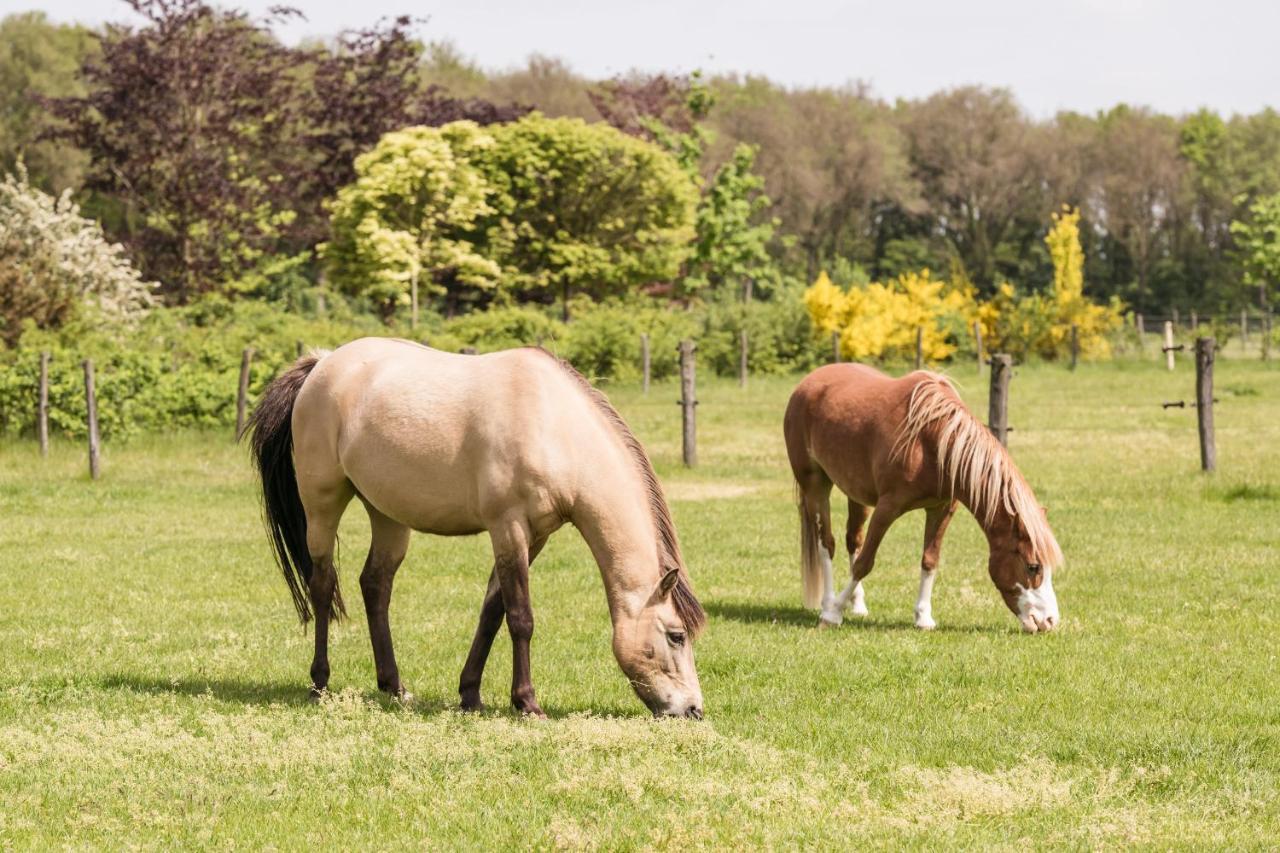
[567, 443, 663, 623]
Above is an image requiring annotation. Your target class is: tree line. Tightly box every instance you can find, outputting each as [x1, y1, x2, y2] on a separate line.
[2, 0, 1279, 321]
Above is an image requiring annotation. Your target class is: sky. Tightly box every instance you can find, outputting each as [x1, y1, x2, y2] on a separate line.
[7, 0, 1280, 118]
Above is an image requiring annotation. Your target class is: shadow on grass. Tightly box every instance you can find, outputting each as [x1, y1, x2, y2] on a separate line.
[93, 673, 647, 721]
[705, 601, 998, 635]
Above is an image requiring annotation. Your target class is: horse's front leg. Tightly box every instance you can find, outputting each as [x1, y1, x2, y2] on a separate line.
[491, 520, 544, 717]
[461, 523, 544, 716]
[832, 498, 900, 614]
[458, 568, 504, 711]
[914, 501, 957, 630]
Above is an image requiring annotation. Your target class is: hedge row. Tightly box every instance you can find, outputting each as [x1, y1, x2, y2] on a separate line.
[0, 295, 829, 440]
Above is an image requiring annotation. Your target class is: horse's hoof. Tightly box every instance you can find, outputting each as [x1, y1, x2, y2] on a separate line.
[459, 693, 484, 713]
[309, 686, 328, 702]
[850, 602, 870, 617]
[818, 612, 843, 628]
[393, 690, 415, 704]
[915, 615, 937, 630]
[515, 701, 547, 719]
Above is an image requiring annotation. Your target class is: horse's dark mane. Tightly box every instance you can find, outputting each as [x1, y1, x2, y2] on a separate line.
[538, 350, 706, 637]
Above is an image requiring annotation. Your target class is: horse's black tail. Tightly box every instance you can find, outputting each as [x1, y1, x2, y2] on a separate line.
[243, 354, 343, 624]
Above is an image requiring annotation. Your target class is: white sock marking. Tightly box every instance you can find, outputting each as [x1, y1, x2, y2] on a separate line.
[914, 569, 937, 629]
[818, 541, 841, 625]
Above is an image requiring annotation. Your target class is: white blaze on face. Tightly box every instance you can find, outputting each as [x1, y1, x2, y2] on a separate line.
[1015, 567, 1060, 633]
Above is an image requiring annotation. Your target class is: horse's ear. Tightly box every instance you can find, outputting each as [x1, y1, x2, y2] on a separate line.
[659, 566, 680, 597]
[1040, 505, 1049, 518]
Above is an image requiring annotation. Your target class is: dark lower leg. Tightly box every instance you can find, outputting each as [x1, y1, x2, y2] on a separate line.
[495, 552, 542, 717]
[309, 557, 336, 696]
[360, 552, 405, 697]
[459, 569, 505, 710]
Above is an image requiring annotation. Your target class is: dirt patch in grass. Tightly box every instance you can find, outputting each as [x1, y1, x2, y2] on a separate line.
[665, 482, 759, 501]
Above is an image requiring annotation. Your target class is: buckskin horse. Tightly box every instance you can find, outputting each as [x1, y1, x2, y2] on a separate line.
[246, 338, 705, 717]
[784, 364, 1063, 633]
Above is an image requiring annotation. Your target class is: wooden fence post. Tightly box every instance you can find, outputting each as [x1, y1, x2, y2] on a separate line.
[38, 351, 49, 457]
[83, 359, 100, 480]
[1164, 321, 1176, 371]
[914, 326, 923, 370]
[974, 321, 984, 374]
[1191, 310, 1199, 332]
[641, 333, 651, 394]
[1173, 306, 1180, 328]
[988, 354, 1012, 447]
[1195, 337, 1216, 472]
[1070, 324, 1079, 371]
[738, 329, 748, 388]
[832, 331, 841, 364]
[1136, 313, 1145, 350]
[1241, 309, 1248, 347]
[677, 340, 697, 467]
[235, 347, 253, 439]
[1263, 312, 1272, 362]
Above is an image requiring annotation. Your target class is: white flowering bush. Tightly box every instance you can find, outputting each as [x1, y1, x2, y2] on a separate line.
[0, 165, 155, 345]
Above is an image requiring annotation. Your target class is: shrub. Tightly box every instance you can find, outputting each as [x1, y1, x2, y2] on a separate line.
[804, 268, 980, 363]
[0, 165, 155, 346]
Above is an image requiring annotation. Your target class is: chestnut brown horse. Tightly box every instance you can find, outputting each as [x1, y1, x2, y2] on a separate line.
[784, 364, 1063, 633]
[246, 337, 705, 717]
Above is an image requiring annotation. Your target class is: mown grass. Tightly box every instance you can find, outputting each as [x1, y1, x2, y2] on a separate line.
[1, 354, 1278, 848]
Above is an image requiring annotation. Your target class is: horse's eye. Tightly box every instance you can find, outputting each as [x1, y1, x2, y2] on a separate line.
[1027, 563, 1042, 577]
[666, 631, 686, 647]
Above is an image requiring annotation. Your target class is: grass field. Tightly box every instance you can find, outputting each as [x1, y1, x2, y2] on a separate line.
[2, 354, 1278, 848]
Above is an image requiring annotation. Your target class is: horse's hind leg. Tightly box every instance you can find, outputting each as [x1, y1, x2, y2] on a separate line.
[359, 501, 411, 698]
[915, 501, 957, 630]
[459, 531, 547, 713]
[833, 500, 871, 617]
[796, 473, 840, 625]
[302, 481, 355, 697]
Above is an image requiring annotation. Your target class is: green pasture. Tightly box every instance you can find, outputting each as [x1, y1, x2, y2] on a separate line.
[1, 355, 1278, 848]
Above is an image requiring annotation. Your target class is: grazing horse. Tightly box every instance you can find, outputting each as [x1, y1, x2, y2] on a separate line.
[784, 364, 1063, 633]
[246, 337, 705, 718]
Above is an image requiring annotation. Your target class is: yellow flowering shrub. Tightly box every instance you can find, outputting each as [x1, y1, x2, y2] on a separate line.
[990, 207, 1124, 360]
[804, 206, 1124, 364]
[805, 268, 979, 363]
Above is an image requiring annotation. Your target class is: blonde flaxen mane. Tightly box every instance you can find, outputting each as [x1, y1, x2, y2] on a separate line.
[891, 373, 1063, 569]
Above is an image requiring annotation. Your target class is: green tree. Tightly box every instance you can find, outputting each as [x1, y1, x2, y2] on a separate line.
[683, 143, 778, 297]
[322, 122, 502, 322]
[1231, 193, 1280, 308]
[482, 114, 697, 318]
[590, 72, 779, 298]
[0, 13, 96, 192]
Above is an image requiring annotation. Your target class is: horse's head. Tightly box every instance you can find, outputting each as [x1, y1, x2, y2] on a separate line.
[612, 567, 704, 719]
[986, 507, 1060, 633]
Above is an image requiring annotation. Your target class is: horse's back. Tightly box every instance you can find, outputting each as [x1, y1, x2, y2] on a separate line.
[785, 364, 935, 502]
[293, 338, 584, 534]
